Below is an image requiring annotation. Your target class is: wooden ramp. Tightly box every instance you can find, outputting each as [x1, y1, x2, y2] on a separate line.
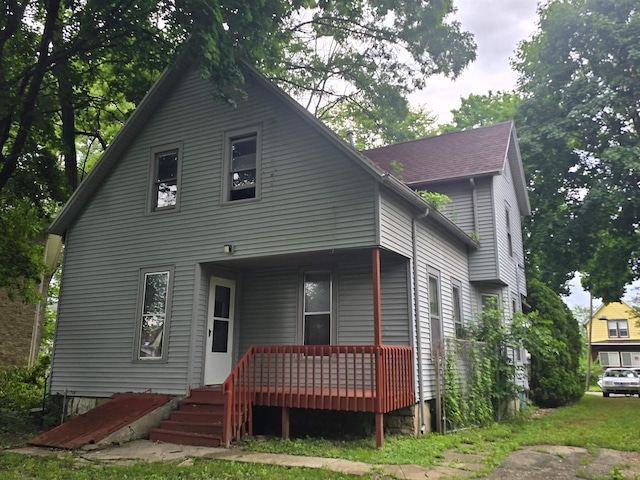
[30, 393, 170, 449]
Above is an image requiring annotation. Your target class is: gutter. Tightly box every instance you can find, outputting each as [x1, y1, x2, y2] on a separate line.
[412, 209, 430, 434]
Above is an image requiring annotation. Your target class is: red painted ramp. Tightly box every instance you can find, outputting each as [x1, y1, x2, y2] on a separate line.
[30, 393, 171, 449]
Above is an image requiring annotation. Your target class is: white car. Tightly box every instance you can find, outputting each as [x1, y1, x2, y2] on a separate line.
[600, 368, 640, 397]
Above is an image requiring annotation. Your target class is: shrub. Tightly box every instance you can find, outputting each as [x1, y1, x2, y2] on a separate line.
[0, 355, 50, 412]
[526, 278, 583, 407]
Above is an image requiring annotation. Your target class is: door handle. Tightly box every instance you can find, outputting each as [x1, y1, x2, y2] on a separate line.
[208, 329, 211, 337]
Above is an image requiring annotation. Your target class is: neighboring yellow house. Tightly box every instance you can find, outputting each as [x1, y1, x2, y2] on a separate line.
[586, 301, 640, 368]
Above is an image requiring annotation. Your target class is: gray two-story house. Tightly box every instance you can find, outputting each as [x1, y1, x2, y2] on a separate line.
[48, 62, 530, 448]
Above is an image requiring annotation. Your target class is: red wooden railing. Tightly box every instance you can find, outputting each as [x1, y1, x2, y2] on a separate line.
[221, 346, 255, 447]
[221, 345, 414, 445]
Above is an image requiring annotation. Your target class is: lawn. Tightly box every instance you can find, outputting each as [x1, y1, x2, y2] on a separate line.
[242, 394, 640, 467]
[1, 394, 638, 479]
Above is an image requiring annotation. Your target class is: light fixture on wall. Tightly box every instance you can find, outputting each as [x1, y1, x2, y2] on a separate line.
[223, 244, 233, 254]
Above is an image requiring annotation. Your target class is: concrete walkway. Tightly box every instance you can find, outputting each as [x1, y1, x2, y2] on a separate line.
[12, 440, 640, 479]
[13, 439, 485, 479]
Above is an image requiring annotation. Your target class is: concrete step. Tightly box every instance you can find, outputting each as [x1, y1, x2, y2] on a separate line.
[159, 420, 223, 436]
[149, 428, 222, 447]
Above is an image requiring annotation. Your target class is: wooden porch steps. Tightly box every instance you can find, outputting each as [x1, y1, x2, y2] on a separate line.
[149, 387, 224, 447]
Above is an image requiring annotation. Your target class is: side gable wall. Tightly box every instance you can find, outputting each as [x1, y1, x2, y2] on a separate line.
[429, 177, 497, 281]
[493, 150, 527, 297]
[379, 189, 472, 399]
[51, 69, 379, 397]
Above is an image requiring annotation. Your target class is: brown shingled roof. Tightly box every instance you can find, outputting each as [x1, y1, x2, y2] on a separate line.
[362, 121, 514, 185]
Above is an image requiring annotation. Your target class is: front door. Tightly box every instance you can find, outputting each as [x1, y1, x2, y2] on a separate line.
[204, 277, 236, 385]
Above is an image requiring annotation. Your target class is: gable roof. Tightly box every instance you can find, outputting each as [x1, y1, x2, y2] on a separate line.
[362, 122, 531, 216]
[48, 61, 478, 249]
[588, 300, 637, 326]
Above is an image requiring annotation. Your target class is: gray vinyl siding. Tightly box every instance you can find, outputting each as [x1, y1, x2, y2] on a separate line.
[236, 260, 410, 354]
[468, 177, 498, 282]
[429, 182, 475, 235]
[337, 260, 410, 346]
[379, 191, 413, 258]
[414, 220, 472, 400]
[493, 158, 527, 296]
[238, 267, 300, 353]
[51, 69, 378, 397]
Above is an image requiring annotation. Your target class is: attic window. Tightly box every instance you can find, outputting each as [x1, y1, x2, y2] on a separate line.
[223, 126, 262, 203]
[608, 320, 629, 338]
[149, 143, 182, 213]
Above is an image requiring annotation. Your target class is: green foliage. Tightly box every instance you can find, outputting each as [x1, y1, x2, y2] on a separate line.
[524, 278, 584, 407]
[514, 0, 640, 301]
[442, 339, 467, 430]
[440, 91, 520, 132]
[246, 395, 640, 467]
[0, 198, 48, 301]
[417, 190, 451, 211]
[0, 453, 363, 479]
[466, 301, 522, 420]
[388, 161, 404, 180]
[1, 0, 477, 299]
[0, 356, 50, 412]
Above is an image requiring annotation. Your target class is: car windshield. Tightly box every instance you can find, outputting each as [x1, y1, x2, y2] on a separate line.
[605, 369, 637, 378]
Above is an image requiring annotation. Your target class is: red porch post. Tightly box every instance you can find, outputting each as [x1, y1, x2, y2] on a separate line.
[372, 247, 384, 448]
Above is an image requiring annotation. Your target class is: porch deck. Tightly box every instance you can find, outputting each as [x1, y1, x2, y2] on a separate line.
[222, 344, 415, 447]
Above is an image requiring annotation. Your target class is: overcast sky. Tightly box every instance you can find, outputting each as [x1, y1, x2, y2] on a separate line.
[409, 0, 640, 310]
[410, 0, 540, 123]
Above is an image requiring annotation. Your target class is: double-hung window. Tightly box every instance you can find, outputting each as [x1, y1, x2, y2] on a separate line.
[303, 272, 331, 345]
[506, 208, 513, 257]
[149, 144, 182, 212]
[452, 283, 463, 338]
[481, 294, 498, 311]
[428, 273, 442, 351]
[136, 267, 174, 361]
[608, 319, 629, 338]
[224, 126, 261, 202]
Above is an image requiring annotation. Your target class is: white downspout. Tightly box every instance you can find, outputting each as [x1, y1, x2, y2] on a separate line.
[412, 208, 430, 434]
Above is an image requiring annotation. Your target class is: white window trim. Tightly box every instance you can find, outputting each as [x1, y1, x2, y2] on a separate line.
[134, 265, 175, 362]
[608, 319, 629, 338]
[147, 142, 183, 214]
[428, 269, 442, 354]
[222, 125, 262, 204]
[300, 270, 334, 346]
[451, 280, 463, 339]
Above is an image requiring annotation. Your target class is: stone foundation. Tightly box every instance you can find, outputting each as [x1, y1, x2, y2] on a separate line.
[385, 401, 432, 436]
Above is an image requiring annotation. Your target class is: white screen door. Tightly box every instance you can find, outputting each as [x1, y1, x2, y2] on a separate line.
[204, 277, 235, 385]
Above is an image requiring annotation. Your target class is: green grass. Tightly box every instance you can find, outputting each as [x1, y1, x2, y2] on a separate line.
[3, 394, 639, 479]
[243, 395, 640, 467]
[0, 452, 365, 479]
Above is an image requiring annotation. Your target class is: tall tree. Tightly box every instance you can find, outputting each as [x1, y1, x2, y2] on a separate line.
[439, 90, 520, 133]
[0, 0, 477, 299]
[514, 0, 640, 302]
